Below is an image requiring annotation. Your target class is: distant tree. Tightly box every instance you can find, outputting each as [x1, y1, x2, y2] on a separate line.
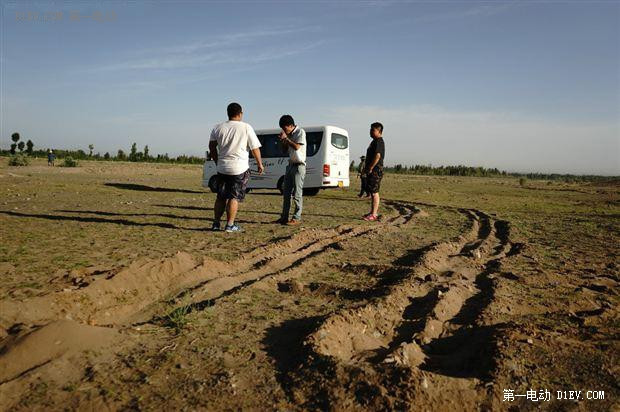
[17, 141, 25, 152]
[117, 149, 126, 160]
[129, 142, 138, 161]
[10, 133, 20, 154]
[144, 145, 149, 160]
[26, 139, 34, 155]
[88, 144, 94, 157]
[104, 152, 110, 160]
[350, 160, 355, 172]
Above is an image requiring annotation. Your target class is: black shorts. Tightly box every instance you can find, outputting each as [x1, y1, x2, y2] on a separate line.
[216, 170, 250, 202]
[366, 167, 383, 194]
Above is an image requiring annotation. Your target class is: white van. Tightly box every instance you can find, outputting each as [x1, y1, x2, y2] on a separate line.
[203, 125, 350, 196]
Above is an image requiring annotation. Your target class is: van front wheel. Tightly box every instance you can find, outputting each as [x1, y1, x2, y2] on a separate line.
[208, 176, 218, 193]
[303, 188, 320, 196]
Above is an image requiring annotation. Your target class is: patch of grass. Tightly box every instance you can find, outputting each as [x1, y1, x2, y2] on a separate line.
[164, 304, 192, 333]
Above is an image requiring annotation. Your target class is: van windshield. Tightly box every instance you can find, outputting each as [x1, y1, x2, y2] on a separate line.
[257, 131, 323, 158]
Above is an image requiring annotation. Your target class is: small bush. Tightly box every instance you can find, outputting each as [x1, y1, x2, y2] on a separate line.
[62, 156, 78, 167]
[8, 154, 30, 166]
[519, 178, 527, 187]
[164, 305, 192, 333]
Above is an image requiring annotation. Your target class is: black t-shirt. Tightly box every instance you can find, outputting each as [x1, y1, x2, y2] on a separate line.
[365, 137, 385, 170]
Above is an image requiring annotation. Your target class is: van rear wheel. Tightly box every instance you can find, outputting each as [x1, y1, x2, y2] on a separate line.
[208, 176, 218, 193]
[303, 188, 320, 196]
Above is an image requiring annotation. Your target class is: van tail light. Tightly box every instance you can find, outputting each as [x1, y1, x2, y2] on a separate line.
[323, 164, 330, 176]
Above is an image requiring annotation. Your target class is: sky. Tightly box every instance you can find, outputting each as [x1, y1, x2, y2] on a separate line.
[1, 0, 619, 175]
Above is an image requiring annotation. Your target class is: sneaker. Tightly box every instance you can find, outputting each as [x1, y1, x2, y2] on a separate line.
[211, 221, 221, 231]
[286, 219, 301, 226]
[363, 214, 379, 222]
[225, 223, 243, 233]
[274, 217, 287, 225]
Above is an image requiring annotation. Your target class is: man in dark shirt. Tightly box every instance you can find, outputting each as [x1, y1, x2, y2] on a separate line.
[362, 122, 385, 221]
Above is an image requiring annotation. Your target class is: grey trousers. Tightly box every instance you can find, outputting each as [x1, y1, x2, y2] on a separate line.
[281, 163, 306, 221]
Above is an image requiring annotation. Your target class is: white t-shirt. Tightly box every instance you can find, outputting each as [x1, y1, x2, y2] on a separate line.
[287, 126, 306, 165]
[210, 120, 262, 175]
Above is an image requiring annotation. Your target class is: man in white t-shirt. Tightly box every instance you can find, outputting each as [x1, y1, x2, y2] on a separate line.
[275, 114, 306, 225]
[208, 102, 264, 233]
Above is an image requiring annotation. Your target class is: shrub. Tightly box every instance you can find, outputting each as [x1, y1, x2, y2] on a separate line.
[62, 156, 78, 167]
[519, 178, 527, 187]
[8, 154, 30, 166]
[164, 305, 192, 333]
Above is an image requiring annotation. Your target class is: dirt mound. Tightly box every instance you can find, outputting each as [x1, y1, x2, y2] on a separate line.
[0, 320, 123, 410]
[0, 252, 207, 329]
[0, 320, 119, 384]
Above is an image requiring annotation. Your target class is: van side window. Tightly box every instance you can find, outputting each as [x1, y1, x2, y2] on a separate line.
[331, 133, 348, 149]
[257, 134, 287, 158]
[306, 132, 323, 157]
[258, 131, 324, 158]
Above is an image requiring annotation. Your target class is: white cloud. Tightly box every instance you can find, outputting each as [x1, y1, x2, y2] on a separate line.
[413, 3, 515, 23]
[86, 27, 322, 72]
[325, 105, 620, 175]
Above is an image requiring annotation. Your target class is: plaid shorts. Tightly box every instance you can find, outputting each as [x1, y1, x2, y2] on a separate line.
[216, 170, 250, 202]
[365, 167, 383, 194]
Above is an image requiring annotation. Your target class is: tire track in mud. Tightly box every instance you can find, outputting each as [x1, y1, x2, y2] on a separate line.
[271, 205, 523, 409]
[0, 201, 418, 330]
[147, 200, 424, 322]
[0, 199, 423, 400]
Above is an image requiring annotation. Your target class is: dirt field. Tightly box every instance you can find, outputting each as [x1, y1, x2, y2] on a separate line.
[0, 158, 618, 411]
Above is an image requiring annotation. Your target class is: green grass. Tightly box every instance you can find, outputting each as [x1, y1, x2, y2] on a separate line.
[164, 304, 192, 333]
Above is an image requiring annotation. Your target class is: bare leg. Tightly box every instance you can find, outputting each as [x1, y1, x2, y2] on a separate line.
[226, 199, 239, 226]
[214, 197, 226, 223]
[371, 192, 380, 216]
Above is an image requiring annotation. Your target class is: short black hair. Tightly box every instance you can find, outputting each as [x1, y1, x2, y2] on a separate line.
[371, 122, 383, 133]
[279, 115, 295, 128]
[227, 102, 242, 119]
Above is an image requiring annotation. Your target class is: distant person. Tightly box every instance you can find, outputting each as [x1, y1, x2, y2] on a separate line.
[47, 149, 55, 166]
[357, 155, 369, 197]
[362, 122, 385, 221]
[275, 115, 306, 225]
[209, 102, 264, 233]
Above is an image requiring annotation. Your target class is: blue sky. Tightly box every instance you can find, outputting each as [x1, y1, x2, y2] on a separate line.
[1, 0, 618, 174]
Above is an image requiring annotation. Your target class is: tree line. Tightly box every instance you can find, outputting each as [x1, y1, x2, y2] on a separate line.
[4, 133, 616, 181]
[349, 161, 616, 182]
[2, 134, 204, 165]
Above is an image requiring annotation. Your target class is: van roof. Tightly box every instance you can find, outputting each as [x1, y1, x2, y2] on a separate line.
[255, 125, 348, 136]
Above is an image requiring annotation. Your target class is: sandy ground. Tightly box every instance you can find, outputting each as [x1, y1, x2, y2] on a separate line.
[0, 158, 618, 411]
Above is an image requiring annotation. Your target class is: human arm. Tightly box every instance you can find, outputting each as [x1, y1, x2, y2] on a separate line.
[279, 130, 303, 151]
[209, 140, 218, 164]
[365, 153, 381, 174]
[247, 125, 264, 174]
[251, 148, 264, 174]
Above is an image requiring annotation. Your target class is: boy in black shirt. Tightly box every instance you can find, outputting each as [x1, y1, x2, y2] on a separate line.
[362, 122, 385, 221]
